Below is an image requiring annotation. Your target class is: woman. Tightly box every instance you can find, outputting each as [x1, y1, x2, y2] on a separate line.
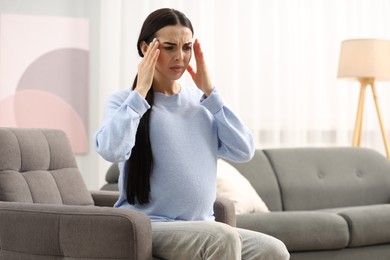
[95, 8, 289, 260]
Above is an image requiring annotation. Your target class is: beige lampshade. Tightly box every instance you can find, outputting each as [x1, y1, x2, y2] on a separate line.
[337, 39, 390, 80]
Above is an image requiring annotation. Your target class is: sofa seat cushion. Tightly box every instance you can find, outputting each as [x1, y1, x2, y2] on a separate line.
[322, 204, 390, 247]
[236, 211, 349, 251]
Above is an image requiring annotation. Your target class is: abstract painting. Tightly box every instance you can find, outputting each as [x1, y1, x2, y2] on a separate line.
[0, 14, 89, 154]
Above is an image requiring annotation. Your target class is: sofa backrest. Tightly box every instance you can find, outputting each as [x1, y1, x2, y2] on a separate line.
[264, 147, 390, 211]
[0, 128, 94, 206]
[229, 147, 390, 212]
[229, 150, 284, 211]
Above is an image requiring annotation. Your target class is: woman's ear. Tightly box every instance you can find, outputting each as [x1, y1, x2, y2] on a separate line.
[140, 41, 148, 56]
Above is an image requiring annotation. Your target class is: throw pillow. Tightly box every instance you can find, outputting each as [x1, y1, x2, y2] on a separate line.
[216, 159, 270, 214]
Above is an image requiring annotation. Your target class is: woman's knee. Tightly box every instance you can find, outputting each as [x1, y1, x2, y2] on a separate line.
[202, 222, 242, 259]
[213, 222, 242, 247]
[198, 222, 241, 248]
[257, 236, 290, 260]
[271, 238, 290, 260]
[151, 221, 242, 260]
[237, 228, 290, 260]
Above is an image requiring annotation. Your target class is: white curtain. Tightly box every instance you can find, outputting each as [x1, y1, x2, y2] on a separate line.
[99, 0, 390, 157]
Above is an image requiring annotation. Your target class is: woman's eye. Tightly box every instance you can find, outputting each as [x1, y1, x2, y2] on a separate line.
[164, 47, 174, 51]
[184, 46, 192, 51]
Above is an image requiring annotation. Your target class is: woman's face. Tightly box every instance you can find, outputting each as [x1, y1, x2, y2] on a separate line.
[154, 25, 193, 82]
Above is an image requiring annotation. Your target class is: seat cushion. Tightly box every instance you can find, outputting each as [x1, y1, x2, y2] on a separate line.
[237, 211, 349, 251]
[323, 204, 390, 247]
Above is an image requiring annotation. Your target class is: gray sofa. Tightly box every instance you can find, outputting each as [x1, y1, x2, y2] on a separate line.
[102, 147, 390, 260]
[229, 147, 390, 260]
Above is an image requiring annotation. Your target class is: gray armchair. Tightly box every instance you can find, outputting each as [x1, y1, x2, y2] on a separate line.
[0, 128, 151, 259]
[0, 127, 235, 259]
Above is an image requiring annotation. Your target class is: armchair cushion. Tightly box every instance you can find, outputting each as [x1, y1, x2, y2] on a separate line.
[91, 190, 120, 207]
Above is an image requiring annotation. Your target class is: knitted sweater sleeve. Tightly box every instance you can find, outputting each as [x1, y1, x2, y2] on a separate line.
[94, 90, 150, 162]
[201, 88, 255, 162]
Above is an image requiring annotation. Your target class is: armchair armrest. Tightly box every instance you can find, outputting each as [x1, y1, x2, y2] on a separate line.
[0, 201, 152, 260]
[90, 190, 120, 207]
[90, 191, 236, 226]
[213, 197, 236, 227]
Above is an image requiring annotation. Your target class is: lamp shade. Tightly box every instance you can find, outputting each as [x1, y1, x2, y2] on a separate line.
[337, 39, 390, 80]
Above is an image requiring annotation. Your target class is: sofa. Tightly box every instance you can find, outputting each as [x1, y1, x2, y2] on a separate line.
[229, 147, 390, 260]
[102, 147, 390, 260]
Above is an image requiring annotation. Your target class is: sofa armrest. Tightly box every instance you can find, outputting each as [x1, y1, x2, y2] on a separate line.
[0, 201, 152, 260]
[90, 190, 120, 207]
[214, 197, 236, 227]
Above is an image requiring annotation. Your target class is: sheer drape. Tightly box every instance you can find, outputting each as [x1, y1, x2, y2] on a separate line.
[99, 0, 390, 157]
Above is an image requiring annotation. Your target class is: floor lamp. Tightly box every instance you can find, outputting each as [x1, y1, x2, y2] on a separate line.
[337, 39, 390, 159]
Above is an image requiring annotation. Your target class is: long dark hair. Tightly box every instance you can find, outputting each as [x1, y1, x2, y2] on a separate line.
[127, 8, 194, 205]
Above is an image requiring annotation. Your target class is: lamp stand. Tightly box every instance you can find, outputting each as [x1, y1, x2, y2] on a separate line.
[352, 78, 390, 159]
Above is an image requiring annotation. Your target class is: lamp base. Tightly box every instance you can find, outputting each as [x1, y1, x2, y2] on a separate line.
[352, 78, 390, 159]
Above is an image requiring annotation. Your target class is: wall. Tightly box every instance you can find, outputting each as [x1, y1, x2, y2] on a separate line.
[2, 0, 390, 189]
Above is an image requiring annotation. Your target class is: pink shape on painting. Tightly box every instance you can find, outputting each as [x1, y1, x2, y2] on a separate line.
[0, 90, 88, 154]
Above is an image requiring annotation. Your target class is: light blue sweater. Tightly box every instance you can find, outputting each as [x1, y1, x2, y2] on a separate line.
[95, 86, 254, 221]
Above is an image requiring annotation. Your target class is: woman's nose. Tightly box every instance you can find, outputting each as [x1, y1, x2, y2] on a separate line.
[175, 50, 184, 60]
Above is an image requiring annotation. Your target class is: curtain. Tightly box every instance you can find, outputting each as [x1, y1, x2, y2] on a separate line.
[99, 0, 390, 157]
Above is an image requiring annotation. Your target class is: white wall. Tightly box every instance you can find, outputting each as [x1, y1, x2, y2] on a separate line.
[2, 0, 390, 190]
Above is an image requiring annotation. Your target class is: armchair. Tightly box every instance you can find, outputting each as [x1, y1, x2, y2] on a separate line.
[0, 128, 235, 259]
[0, 128, 151, 259]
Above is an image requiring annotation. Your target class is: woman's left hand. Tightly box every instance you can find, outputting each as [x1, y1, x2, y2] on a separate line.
[187, 39, 214, 96]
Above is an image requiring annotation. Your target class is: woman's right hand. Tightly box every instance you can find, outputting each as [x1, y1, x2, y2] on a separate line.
[134, 38, 160, 97]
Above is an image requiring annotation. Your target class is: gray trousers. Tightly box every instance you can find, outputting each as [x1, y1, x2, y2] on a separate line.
[151, 221, 290, 260]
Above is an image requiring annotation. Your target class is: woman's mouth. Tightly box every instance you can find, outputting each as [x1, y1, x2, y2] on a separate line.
[170, 66, 184, 73]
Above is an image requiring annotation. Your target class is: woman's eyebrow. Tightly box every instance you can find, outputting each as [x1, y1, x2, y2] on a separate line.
[162, 42, 177, 46]
[161, 41, 193, 46]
